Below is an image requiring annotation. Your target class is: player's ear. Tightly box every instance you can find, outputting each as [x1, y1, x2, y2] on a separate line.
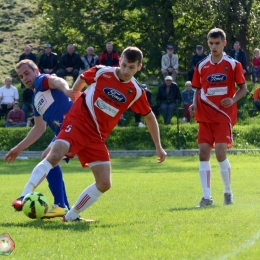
[223, 40, 227, 47]
[137, 63, 142, 71]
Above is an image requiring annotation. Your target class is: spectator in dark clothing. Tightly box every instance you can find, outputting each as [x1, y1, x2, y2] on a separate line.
[229, 41, 248, 75]
[19, 45, 37, 88]
[156, 75, 182, 125]
[21, 88, 33, 120]
[38, 43, 59, 74]
[188, 45, 207, 81]
[3, 102, 26, 127]
[134, 84, 152, 127]
[57, 44, 82, 83]
[99, 42, 119, 67]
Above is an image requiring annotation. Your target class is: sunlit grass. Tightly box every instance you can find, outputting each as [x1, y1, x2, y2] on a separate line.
[1, 154, 260, 259]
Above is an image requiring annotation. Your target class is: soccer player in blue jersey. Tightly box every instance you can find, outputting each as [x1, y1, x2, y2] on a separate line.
[5, 59, 81, 218]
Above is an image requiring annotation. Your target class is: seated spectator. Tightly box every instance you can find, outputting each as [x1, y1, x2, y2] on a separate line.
[22, 88, 34, 120]
[253, 86, 260, 111]
[187, 45, 207, 81]
[57, 44, 82, 83]
[38, 43, 59, 74]
[161, 45, 178, 82]
[134, 84, 152, 127]
[229, 41, 248, 75]
[181, 81, 195, 123]
[99, 42, 119, 67]
[252, 48, 260, 86]
[79, 46, 99, 74]
[3, 102, 26, 127]
[156, 75, 182, 125]
[0, 77, 19, 119]
[19, 45, 37, 88]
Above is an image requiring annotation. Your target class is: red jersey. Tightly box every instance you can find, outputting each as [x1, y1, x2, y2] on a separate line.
[192, 53, 245, 125]
[64, 66, 151, 142]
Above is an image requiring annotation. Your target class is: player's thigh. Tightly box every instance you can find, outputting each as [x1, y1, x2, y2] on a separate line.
[198, 143, 212, 161]
[215, 143, 228, 162]
[46, 140, 70, 165]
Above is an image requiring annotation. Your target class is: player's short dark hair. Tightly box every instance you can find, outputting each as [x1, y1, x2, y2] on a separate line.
[207, 28, 226, 41]
[121, 47, 143, 65]
[15, 59, 38, 72]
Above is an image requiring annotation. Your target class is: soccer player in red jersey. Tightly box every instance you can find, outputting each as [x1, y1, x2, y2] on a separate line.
[189, 28, 247, 207]
[12, 46, 167, 222]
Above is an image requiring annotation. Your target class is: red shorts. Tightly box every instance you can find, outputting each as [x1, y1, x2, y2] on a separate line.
[56, 125, 110, 168]
[198, 122, 233, 148]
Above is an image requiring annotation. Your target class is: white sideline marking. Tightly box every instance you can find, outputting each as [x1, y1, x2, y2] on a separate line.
[217, 229, 260, 259]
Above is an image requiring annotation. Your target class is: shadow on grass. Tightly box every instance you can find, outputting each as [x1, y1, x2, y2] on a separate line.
[169, 206, 218, 211]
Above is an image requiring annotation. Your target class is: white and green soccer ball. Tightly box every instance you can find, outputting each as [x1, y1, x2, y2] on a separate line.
[22, 192, 49, 219]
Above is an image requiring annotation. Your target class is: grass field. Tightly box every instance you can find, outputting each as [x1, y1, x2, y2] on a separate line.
[1, 154, 260, 259]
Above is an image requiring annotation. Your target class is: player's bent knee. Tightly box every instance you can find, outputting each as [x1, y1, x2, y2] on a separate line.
[96, 181, 111, 193]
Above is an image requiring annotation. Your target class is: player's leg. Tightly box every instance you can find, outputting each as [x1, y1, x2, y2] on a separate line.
[63, 162, 111, 222]
[196, 122, 214, 208]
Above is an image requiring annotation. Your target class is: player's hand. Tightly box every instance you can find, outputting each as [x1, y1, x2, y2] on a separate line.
[221, 97, 234, 108]
[156, 147, 167, 163]
[189, 104, 197, 116]
[4, 147, 22, 164]
[65, 89, 82, 102]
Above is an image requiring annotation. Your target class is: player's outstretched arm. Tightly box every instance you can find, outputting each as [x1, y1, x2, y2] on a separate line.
[144, 111, 167, 163]
[4, 117, 46, 164]
[48, 76, 81, 102]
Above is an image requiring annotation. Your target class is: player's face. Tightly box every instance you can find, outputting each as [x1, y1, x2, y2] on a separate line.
[207, 37, 226, 58]
[119, 56, 142, 81]
[17, 64, 38, 89]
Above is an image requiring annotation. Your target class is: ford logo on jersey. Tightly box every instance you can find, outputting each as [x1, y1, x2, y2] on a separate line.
[206, 74, 227, 82]
[103, 88, 126, 103]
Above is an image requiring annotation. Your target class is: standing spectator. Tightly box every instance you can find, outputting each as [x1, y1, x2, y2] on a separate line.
[252, 48, 260, 86]
[181, 81, 195, 123]
[38, 43, 59, 75]
[21, 88, 33, 120]
[134, 84, 152, 127]
[187, 45, 207, 81]
[57, 44, 82, 83]
[79, 46, 99, 74]
[229, 41, 248, 75]
[156, 75, 182, 125]
[189, 28, 247, 208]
[253, 86, 260, 111]
[161, 45, 178, 82]
[0, 77, 19, 119]
[3, 102, 26, 127]
[19, 45, 37, 88]
[99, 42, 119, 67]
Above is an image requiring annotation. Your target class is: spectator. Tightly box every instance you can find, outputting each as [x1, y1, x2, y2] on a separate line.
[252, 48, 260, 86]
[3, 102, 26, 127]
[181, 81, 195, 123]
[187, 45, 207, 81]
[161, 45, 178, 82]
[57, 44, 82, 83]
[38, 43, 59, 75]
[156, 75, 182, 125]
[99, 42, 120, 67]
[21, 88, 33, 120]
[253, 86, 260, 111]
[19, 45, 37, 88]
[134, 84, 152, 127]
[229, 41, 248, 75]
[0, 77, 19, 119]
[79, 46, 99, 74]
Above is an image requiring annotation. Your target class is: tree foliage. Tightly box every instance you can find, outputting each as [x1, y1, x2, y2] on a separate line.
[37, 0, 260, 80]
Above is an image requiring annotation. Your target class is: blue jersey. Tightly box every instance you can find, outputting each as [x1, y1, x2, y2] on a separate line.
[33, 74, 73, 134]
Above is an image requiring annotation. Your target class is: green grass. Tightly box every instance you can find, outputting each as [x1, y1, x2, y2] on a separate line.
[1, 155, 260, 259]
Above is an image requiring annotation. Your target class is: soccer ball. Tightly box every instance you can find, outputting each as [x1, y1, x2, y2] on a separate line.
[22, 192, 49, 219]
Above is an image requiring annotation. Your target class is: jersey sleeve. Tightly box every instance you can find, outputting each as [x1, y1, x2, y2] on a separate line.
[42, 75, 51, 90]
[234, 62, 245, 85]
[80, 66, 98, 85]
[130, 90, 152, 116]
[191, 65, 201, 89]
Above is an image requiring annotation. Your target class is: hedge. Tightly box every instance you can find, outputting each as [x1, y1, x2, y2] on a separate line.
[0, 124, 259, 151]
